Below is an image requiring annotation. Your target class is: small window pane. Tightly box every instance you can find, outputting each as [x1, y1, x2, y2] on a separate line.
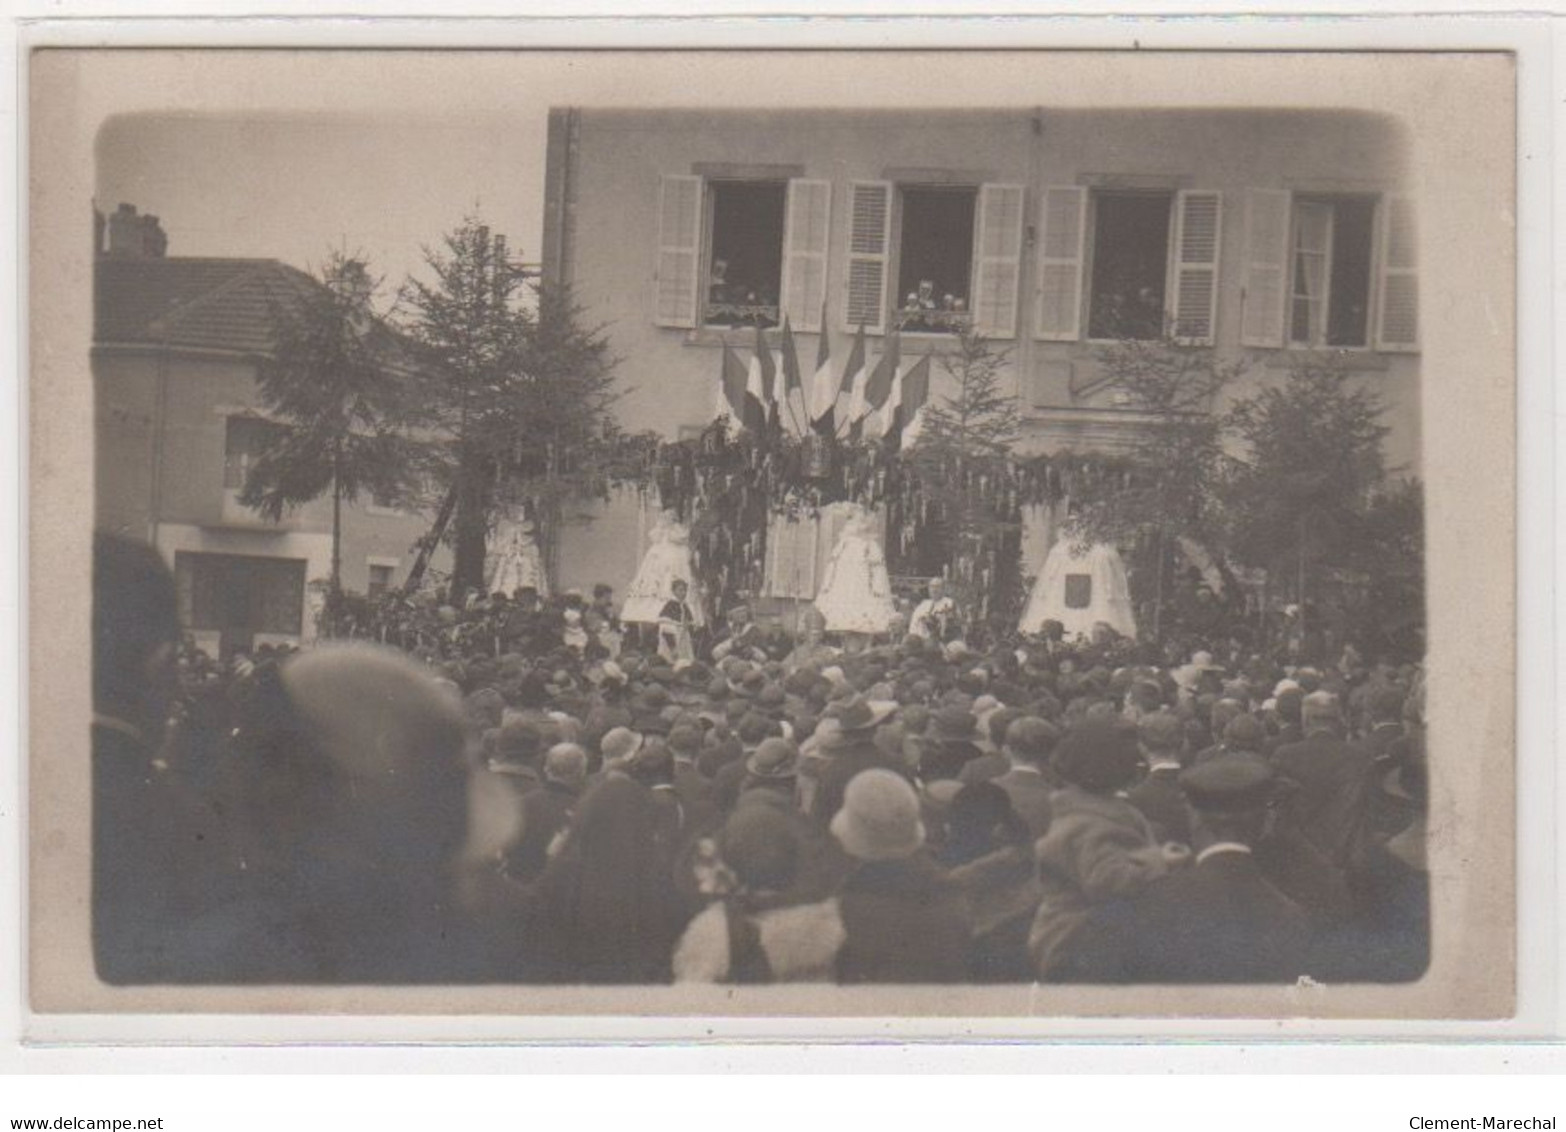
[1064, 573, 1093, 610]
[368, 564, 393, 599]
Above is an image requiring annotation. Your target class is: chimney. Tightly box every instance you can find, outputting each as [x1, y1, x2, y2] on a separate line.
[105, 202, 168, 259]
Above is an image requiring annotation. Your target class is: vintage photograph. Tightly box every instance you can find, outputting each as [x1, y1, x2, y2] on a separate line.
[29, 48, 1517, 1020]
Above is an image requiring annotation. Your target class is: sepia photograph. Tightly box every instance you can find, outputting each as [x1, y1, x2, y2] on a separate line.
[25, 46, 1518, 1026]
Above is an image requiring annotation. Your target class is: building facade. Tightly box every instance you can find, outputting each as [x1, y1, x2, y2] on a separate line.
[93, 205, 432, 658]
[540, 107, 1421, 604]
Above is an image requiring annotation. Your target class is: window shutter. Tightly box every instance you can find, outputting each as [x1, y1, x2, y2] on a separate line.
[970, 183, 1025, 338]
[1375, 194, 1419, 352]
[843, 181, 892, 334]
[1035, 185, 1087, 341]
[1241, 189, 1292, 348]
[780, 179, 832, 333]
[1171, 190, 1222, 345]
[653, 174, 703, 328]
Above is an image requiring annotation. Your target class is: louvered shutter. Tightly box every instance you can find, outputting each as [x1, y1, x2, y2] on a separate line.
[780, 179, 832, 333]
[1171, 190, 1222, 345]
[1375, 194, 1419, 352]
[1241, 189, 1292, 347]
[653, 174, 703, 328]
[1035, 186, 1087, 341]
[970, 183, 1025, 338]
[843, 181, 892, 334]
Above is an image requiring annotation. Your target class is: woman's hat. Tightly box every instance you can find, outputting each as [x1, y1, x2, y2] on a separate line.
[830, 768, 926, 862]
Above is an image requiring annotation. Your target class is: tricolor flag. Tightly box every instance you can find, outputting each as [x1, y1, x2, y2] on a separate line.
[854, 328, 901, 438]
[746, 322, 775, 434]
[834, 325, 868, 439]
[885, 352, 932, 452]
[809, 301, 836, 436]
[717, 341, 752, 428]
[778, 316, 811, 437]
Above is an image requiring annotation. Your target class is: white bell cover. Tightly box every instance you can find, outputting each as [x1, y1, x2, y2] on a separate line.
[487, 522, 548, 598]
[1019, 539, 1137, 640]
[813, 505, 898, 635]
[620, 511, 706, 627]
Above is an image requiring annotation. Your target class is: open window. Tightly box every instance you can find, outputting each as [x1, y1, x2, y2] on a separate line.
[223, 415, 287, 492]
[1087, 191, 1172, 341]
[1039, 187, 1220, 346]
[655, 175, 831, 333]
[842, 180, 1024, 338]
[705, 180, 787, 329]
[1288, 195, 1375, 348]
[1243, 189, 1417, 353]
[895, 186, 977, 333]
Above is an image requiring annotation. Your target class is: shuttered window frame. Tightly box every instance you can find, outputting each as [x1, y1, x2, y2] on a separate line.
[653, 173, 704, 329]
[780, 178, 833, 334]
[1170, 189, 1223, 347]
[843, 180, 894, 335]
[970, 182, 1026, 339]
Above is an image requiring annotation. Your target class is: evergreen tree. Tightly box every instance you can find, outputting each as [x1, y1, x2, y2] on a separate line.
[398, 214, 620, 600]
[1066, 334, 1246, 636]
[1223, 358, 1390, 647]
[239, 252, 418, 611]
[904, 328, 1023, 627]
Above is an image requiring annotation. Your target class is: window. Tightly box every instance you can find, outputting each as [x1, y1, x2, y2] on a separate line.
[1242, 189, 1418, 353]
[1288, 196, 1375, 348]
[174, 552, 306, 635]
[704, 180, 787, 328]
[1087, 192, 1173, 341]
[843, 181, 1024, 338]
[223, 415, 287, 491]
[367, 563, 394, 600]
[894, 187, 976, 333]
[655, 175, 831, 333]
[1036, 187, 1221, 346]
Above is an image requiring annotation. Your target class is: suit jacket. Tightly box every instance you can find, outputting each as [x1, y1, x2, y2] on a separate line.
[1125, 766, 1193, 845]
[1065, 847, 1310, 984]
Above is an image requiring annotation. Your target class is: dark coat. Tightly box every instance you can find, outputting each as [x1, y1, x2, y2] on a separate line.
[92, 721, 240, 983]
[990, 766, 1055, 839]
[1271, 731, 1372, 865]
[1064, 847, 1310, 984]
[501, 780, 580, 884]
[809, 739, 906, 826]
[1125, 766, 1193, 845]
[835, 854, 972, 983]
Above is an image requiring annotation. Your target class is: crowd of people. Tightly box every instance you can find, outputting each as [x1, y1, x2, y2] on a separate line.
[94, 531, 1428, 988]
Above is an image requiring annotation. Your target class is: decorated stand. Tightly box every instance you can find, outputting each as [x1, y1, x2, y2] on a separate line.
[1019, 539, 1137, 640]
[619, 511, 707, 629]
[812, 502, 899, 636]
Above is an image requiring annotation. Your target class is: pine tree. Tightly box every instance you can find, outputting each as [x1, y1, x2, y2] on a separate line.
[1066, 333, 1246, 636]
[239, 252, 418, 611]
[904, 328, 1023, 627]
[1223, 358, 1390, 647]
[398, 214, 620, 600]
